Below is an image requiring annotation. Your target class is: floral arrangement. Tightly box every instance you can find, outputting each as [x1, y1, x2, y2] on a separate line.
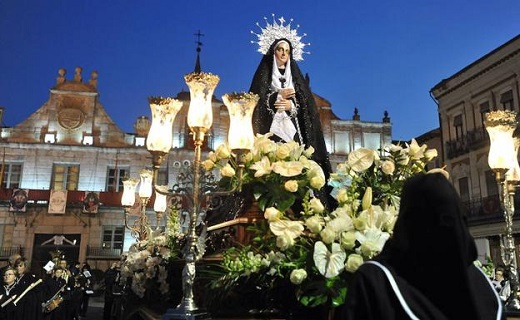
[203, 132, 326, 212]
[203, 134, 441, 312]
[120, 209, 184, 299]
[120, 233, 171, 298]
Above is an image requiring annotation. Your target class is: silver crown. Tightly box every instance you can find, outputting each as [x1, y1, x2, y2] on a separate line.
[251, 14, 310, 61]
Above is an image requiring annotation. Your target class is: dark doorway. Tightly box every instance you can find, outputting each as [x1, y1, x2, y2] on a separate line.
[31, 233, 81, 278]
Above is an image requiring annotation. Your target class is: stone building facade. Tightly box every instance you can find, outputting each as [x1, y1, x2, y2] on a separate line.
[431, 34, 520, 264]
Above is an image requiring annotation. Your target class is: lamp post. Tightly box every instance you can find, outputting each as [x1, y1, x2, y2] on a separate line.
[485, 109, 520, 311]
[121, 170, 156, 241]
[145, 72, 258, 320]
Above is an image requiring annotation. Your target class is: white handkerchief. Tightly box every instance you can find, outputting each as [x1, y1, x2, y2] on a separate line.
[270, 112, 296, 142]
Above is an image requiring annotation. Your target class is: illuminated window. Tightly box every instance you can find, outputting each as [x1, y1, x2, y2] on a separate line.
[1, 163, 22, 189]
[102, 226, 124, 249]
[51, 164, 80, 191]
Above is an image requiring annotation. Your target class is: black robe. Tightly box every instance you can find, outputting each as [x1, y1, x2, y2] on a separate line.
[340, 173, 504, 320]
[15, 273, 44, 320]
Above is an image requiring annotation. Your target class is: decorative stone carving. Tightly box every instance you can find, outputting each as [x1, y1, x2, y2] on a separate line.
[57, 107, 85, 130]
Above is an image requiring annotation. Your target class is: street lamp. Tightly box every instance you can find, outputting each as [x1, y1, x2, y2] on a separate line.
[146, 72, 258, 320]
[485, 109, 520, 311]
[121, 170, 157, 242]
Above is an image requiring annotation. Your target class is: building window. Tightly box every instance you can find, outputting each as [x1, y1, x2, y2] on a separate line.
[51, 164, 79, 191]
[453, 114, 464, 139]
[500, 90, 514, 111]
[333, 131, 350, 154]
[1, 163, 22, 189]
[458, 177, 470, 202]
[102, 226, 124, 249]
[106, 167, 129, 192]
[363, 132, 381, 151]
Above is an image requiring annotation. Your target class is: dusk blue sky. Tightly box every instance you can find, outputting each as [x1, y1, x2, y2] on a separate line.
[1, 0, 519, 141]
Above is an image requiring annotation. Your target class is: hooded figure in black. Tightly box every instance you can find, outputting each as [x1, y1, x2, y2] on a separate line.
[249, 38, 335, 210]
[340, 172, 503, 320]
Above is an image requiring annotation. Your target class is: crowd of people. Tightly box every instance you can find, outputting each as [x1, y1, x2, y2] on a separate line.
[0, 254, 93, 320]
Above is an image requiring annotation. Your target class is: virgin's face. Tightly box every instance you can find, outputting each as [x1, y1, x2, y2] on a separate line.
[274, 41, 290, 67]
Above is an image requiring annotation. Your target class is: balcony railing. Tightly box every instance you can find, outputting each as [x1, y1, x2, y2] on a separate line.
[445, 127, 489, 160]
[462, 194, 520, 225]
[0, 246, 24, 260]
[86, 245, 123, 259]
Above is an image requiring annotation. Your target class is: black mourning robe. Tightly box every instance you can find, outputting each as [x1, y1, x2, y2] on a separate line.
[340, 173, 504, 320]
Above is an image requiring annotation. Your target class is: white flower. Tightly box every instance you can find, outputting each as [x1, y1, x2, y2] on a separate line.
[356, 228, 390, 258]
[407, 139, 427, 160]
[276, 143, 292, 159]
[202, 159, 215, 171]
[340, 231, 357, 250]
[313, 241, 346, 278]
[347, 148, 376, 172]
[276, 233, 295, 250]
[250, 156, 273, 177]
[220, 163, 236, 177]
[208, 151, 217, 163]
[215, 143, 231, 160]
[269, 219, 304, 240]
[344, 254, 364, 273]
[284, 180, 299, 192]
[424, 148, 438, 161]
[310, 175, 326, 189]
[253, 133, 277, 155]
[326, 214, 354, 234]
[272, 161, 304, 177]
[264, 207, 281, 222]
[380, 160, 395, 175]
[303, 145, 315, 158]
[309, 197, 325, 214]
[320, 226, 336, 244]
[305, 215, 324, 234]
[290, 268, 308, 285]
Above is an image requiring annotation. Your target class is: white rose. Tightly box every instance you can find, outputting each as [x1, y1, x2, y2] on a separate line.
[276, 234, 295, 251]
[380, 160, 395, 175]
[202, 159, 215, 171]
[305, 215, 323, 234]
[284, 180, 299, 192]
[276, 144, 291, 160]
[215, 144, 231, 159]
[320, 227, 336, 244]
[264, 207, 281, 221]
[220, 163, 235, 177]
[208, 151, 217, 162]
[310, 175, 326, 189]
[340, 231, 357, 250]
[344, 254, 364, 273]
[289, 268, 308, 285]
